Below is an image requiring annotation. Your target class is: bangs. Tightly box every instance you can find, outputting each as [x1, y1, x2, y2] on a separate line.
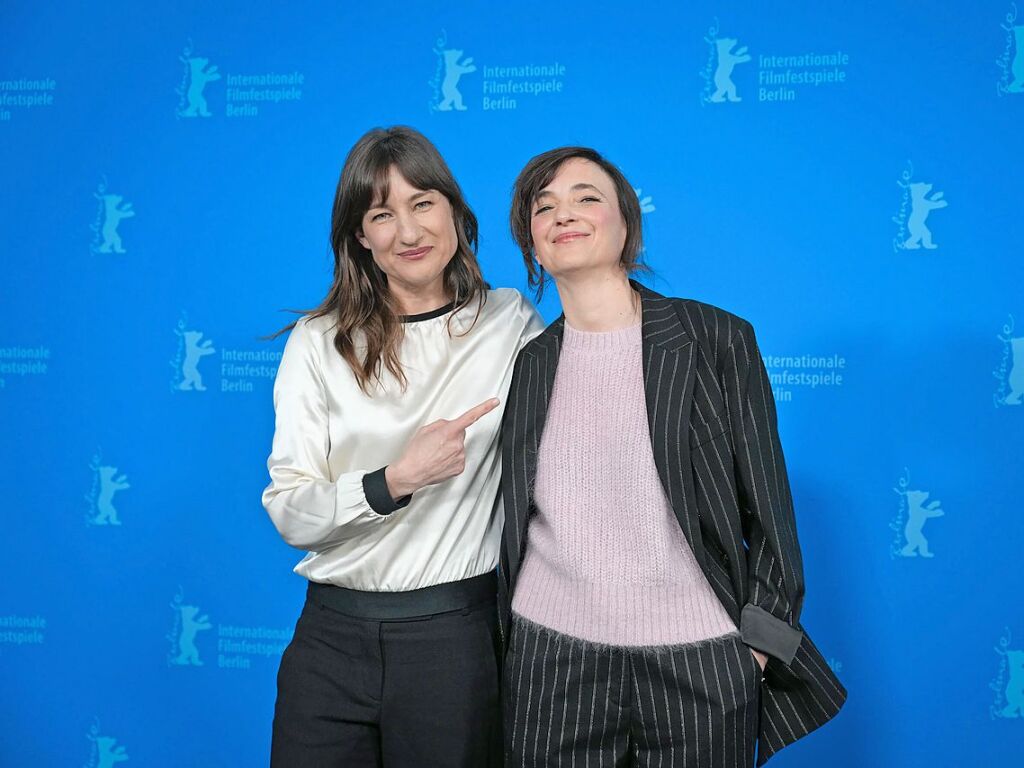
[362, 140, 454, 211]
[337, 126, 475, 253]
[365, 160, 393, 210]
[525, 160, 565, 205]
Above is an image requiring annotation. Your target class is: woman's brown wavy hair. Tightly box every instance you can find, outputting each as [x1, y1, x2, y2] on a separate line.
[277, 126, 486, 394]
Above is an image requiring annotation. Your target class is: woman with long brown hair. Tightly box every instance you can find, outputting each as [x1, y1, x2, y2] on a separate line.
[262, 126, 542, 767]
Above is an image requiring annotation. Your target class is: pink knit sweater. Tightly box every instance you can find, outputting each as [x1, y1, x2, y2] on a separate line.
[511, 321, 737, 646]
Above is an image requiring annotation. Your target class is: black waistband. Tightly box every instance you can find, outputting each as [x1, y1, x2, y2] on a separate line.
[308, 571, 497, 620]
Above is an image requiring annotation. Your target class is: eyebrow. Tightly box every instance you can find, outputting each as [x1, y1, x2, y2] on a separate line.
[534, 182, 604, 201]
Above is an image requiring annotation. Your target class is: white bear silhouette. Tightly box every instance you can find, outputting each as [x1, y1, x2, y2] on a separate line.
[93, 465, 130, 526]
[437, 49, 476, 111]
[1000, 649, 1024, 717]
[181, 56, 221, 117]
[900, 489, 944, 557]
[1008, 27, 1024, 93]
[96, 194, 135, 254]
[178, 330, 215, 391]
[174, 604, 212, 666]
[95, 735, 130, 767]
[709, 38, 750, 103]
[1004, 337, 1024, 405]
[903, 182, 947, 250]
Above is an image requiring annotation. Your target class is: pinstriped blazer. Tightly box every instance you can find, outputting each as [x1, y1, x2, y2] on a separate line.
[497, 283, 846, 765]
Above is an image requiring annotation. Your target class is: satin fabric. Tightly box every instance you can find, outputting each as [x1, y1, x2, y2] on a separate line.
[262, 288, 543, 591]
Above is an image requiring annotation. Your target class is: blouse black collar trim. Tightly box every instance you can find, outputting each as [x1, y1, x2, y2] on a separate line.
[400, 301, 456, 323]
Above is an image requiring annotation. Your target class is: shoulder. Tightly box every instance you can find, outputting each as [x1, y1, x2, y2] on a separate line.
[285, 313, 335, 348]
[457, 287, 543, 336]
[279, 314, 336, 365]
[669, 297, 755, 347]
[484, 287, 535, 318]
[295, 313, 336, 338]
[640, 287, 760, 371]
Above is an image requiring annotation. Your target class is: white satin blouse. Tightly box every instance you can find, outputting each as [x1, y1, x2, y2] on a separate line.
[262, 288, 544, 591]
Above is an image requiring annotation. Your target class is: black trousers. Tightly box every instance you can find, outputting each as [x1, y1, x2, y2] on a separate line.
[505, 617, 761, 768]
[272, 579, 503, 767]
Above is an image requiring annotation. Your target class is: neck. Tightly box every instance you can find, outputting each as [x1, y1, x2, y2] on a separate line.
[389, 278, 451, 316]
[553, 269, 639, 331]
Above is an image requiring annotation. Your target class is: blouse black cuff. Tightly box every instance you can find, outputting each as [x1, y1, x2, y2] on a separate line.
[363, 466, 412, 516]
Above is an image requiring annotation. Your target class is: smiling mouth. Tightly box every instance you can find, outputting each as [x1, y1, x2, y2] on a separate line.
[397, 246, 432, 259]
[553, 233, 589, 244]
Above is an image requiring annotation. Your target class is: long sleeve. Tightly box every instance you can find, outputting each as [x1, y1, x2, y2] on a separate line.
[724, 320, 806, 666]
[261, 319, 389, 551]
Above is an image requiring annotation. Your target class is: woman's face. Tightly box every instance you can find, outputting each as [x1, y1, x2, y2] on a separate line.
[357, 165, 458, 304]
[529, 157, 627, 282]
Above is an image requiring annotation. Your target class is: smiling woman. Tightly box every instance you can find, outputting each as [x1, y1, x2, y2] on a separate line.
[316, 126, 488, 394]
[498, 146, 846, 767]
[356, 168, 460, 315]
[262, 126, 543, 767]
[510, 146, 646, 302]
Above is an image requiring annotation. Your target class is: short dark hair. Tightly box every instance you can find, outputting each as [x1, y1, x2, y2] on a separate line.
[510, 146, 646, 299]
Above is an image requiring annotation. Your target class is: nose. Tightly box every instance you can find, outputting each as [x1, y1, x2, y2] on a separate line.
[553, 202, 576, 225]
[396, 211, 423, 244]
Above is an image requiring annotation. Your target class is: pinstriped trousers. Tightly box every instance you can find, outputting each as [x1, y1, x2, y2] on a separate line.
[505, 616, 761, 768]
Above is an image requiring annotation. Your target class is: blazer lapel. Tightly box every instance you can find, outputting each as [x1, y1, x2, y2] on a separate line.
[636, 284, 704, 556]
[505, 316, 563, 586]
[509, 285, 703, 582]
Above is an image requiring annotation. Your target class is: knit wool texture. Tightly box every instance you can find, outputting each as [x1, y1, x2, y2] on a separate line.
[511, 320, 737, 646]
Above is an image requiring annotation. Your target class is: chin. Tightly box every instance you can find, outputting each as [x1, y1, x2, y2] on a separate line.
[545, 253, 616, 278]
[392, 260, 449, 284]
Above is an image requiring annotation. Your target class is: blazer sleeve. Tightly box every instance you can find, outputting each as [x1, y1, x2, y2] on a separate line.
[261, 319, 398, 551]
[724, 320, 806, 666]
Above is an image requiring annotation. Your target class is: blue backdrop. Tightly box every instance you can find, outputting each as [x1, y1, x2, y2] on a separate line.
[2, 1, 1022, 765]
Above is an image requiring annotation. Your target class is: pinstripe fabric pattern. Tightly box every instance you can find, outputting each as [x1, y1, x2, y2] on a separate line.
[506, 617, 760, 768]
[498, 284, 846, 765]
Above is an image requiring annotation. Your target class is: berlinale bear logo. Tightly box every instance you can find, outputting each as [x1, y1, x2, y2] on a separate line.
[991, 628, 1024, 718]
[176, 40, 221, 118]
[897, 489, 944, 558]
[86, 449, 131, 527]
[709, 37, 751, 103]
[93, 466, 130, 526]
[1005, 337, 1024, 404]
[90, 179, 135, 256]
[902, 182, 948, 250]
[889, 469, 945, 559]
[1010, 26, 1024, 92]
[171, 315, 217, 393]
[94, 194, 135, 253]
[892, 163, 948, 253]
[997, 5, 1024, 95]
[994, 314, 1023, 407]
[85, 721, 129, 768]
[167, 588, 213, 667]
[439, 49, 476, 111]
[1001, 336, 1024, 406]
[179, 330, 216, 391]
[430, 31, 476, 112]
[1002, 650, 1024, 717]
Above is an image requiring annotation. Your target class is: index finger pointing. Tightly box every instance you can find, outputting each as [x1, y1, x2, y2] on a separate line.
[450, 398, 500, 431]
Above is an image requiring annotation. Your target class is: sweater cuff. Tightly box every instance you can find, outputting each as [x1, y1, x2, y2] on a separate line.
[362, 466, 411, 516]
[739, 603, 803, 666]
